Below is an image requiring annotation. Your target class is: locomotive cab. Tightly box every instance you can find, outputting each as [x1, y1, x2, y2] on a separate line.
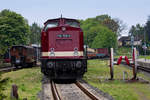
[41, 18, 87, 79]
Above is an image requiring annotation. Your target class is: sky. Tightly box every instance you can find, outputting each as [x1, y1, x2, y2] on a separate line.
[0, 0, 150, 35]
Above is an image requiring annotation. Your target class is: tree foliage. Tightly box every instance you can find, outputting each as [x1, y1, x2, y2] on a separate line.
[0, 9, 30, 55]
[129, 24, 145, 40]
[102, 18, 119, 33]
[145, 16, 150, 41]
[80, 14, 122, 48]
[29, 22, 41, 44]
[128, 16, 150, 53]
[91, 26, 117, 48]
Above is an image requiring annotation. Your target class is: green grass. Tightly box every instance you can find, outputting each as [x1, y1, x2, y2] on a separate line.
[2, 60, 150, 100]
[138, 55, 150, 59]
[117, 47, 131, 55]
[2, 67, 42, 100]
[114, 47, 132, 59]
[83, 60, 150, 100]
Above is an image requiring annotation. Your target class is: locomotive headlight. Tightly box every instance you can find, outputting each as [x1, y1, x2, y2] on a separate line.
[74, 52, 78, 56]
[50, 48, 55, 56]
[74, 47, 78, 56]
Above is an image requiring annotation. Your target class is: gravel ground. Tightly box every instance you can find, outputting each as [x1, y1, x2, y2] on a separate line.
[57, 83, 91, 100]
[39, 76, 53, 100]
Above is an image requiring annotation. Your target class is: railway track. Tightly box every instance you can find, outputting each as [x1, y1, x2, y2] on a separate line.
[75, 81, 99, 100]
[50, 81, 100, 100]
[51, 81, 62, 100]
[121, 63, 150, 74]
[41, 76, 109, 100]
[0, 62, 40, 73]
[137, 66, 150, 73]
[0, 66, 15, 72]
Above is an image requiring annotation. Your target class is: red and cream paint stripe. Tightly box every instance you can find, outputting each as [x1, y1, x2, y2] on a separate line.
[42, 51, 83, 57]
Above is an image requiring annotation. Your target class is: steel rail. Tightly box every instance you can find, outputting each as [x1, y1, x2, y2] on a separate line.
[138, 66, 150, 73]
[0, 66, 11, 69]
[75, 81, 99, 100]
[51, 81, 62, 100]
[0, 67, 15, 72]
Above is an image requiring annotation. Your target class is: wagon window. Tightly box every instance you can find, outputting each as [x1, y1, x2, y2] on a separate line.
[65, 20, 79, 28]
[45, 21, 58, 30]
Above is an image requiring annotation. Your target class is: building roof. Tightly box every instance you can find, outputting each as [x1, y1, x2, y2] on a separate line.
[118, 36, 130, 41]
[119, 36, 141, 41]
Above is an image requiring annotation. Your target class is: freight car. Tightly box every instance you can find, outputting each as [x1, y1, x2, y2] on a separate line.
[87, 48, 109, 59]
[10, 45, 36, 68]
[41, 17, 87, 79]
[87, 48, 96, 59]
[95, 48, 109, 58]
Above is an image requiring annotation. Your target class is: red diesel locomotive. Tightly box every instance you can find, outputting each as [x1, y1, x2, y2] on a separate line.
[41, 18, 87, 79]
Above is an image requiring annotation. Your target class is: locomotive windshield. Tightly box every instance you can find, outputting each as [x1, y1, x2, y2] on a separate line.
[44, 19, 80, 31]
[65, 20, 79, 28]
[45, 21, 59, 30]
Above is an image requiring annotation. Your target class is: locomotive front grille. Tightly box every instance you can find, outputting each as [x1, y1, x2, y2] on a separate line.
[55, 61, 75, 71]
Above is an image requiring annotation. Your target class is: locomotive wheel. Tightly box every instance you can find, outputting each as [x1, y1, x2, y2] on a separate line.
[15, 65, 21, 69]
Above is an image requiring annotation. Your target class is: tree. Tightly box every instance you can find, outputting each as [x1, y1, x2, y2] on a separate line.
[95, 15, 111, 22]
[79, 18, 99, 46]
[80, 14, 120, 48]
[0, 9, 30, 55]
[29, 22, 41, 44]
[129, 24, 144, 40]
[129, 25, 136, 36]
[114, 18, 127, 36]
[102, 18, 119, 33]
[145, 16, 150, 41]
[91, 26, 117, 49]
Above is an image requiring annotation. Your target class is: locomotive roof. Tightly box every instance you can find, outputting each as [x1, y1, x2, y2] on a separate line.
[44, 18, 79, 25]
